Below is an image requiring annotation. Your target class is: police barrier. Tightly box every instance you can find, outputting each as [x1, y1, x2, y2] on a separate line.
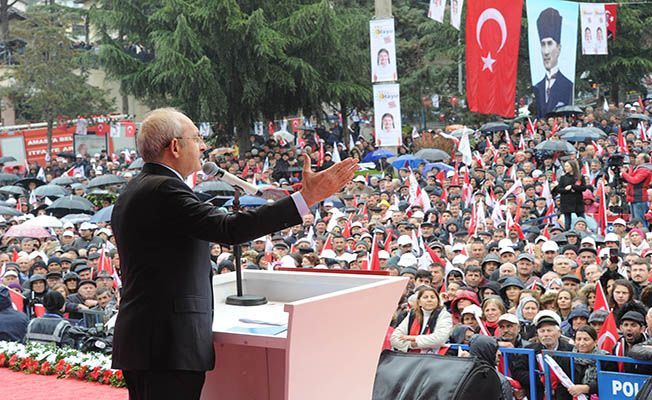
[446, 344, 537, 400]
[542, 350, 652, 399]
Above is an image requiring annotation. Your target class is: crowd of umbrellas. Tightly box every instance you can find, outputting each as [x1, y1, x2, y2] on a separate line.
[0, 169, 131, 239]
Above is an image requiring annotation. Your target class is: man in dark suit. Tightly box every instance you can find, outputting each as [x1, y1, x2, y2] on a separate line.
[511, 310, 574, 400]
[111, 108, 358, 400]
[533, 7, 574, 118]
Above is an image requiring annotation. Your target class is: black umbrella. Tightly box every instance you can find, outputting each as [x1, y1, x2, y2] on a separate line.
[559, 127, 606, 142]
[479, 122, 510, 132]
[0, 156, 17, 164]
[547, 105, 583, 117]
[0, 185, 27, 196]
[194, 181, 235, 197]
[87, 174, 126, 188]
[0, 173, 20, 183]
[535, 140, 576, 153]
[57, 152, 76, 159]
[51, 176, 77, 186]
[46, 195, 96, 217]
[626, 113, 650, 122]
[33, 184, 70, 198]
[414, 148, 451, 162]
[0, 205, 23, 216]
[127, 158, 144, 170]
[15, 178, 45, 190]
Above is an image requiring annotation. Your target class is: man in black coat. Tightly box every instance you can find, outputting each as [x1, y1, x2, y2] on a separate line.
[512, 310, 574, 400]
[0, 285, 28, 341]
[111, 108, 357, 400]
[533, 8, 574, 118]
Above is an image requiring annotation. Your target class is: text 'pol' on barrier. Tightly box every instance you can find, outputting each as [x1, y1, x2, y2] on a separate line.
[542, 350, 652, 400]
[446, 344, 537, 400]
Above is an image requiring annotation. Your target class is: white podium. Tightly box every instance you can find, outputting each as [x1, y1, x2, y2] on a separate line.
[200, 269, 406, 400]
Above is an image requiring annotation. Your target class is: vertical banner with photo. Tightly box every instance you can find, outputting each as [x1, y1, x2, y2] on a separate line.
[526, 0, 578, 118]
[580, 3, 608, 55]
[450, 0, 464, 30]
[373, 84, 402, 147]
[428, 0, 446, 23]
[605, 4, 617, 40]
[369, 19, 397, 83]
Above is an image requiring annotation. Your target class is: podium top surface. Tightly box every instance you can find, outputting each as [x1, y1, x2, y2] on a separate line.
[211, 269, 406, 348]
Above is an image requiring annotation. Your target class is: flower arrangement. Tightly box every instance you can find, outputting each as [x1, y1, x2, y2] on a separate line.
[0, 341, 125, 388]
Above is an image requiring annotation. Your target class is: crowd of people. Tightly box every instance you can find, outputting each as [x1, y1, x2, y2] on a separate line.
[0, 98, 651, 398]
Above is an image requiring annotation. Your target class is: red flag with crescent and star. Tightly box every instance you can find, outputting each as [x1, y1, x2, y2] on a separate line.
[466, 0, 523, 117]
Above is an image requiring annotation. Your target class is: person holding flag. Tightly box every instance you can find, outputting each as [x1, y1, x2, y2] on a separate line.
[512, 310, 574, 400]
[0, 285, 28, 341]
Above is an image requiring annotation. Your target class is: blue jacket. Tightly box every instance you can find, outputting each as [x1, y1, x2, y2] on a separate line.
[0, 286, 28, 341]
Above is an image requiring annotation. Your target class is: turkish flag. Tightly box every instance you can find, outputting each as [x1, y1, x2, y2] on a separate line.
[466, 0, 523, 117]
[123, 122, 136, 137]
[605, 4, 617, 40]
[95, 122, 108, 136]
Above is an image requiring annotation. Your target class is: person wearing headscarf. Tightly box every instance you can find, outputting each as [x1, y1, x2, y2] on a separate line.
[467, 335, 514, 400]
[515, 296, 540, 340]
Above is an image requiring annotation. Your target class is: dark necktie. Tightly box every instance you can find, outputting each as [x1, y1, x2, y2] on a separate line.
[546, 73, 558, 101]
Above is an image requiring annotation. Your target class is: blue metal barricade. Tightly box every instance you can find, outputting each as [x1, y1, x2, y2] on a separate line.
[446, 344, 537, 400]
[542, 350, 652, 400]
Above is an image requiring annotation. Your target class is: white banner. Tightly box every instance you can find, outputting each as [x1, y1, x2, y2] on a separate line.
[369, 19, 397, 83]
[580, 3, 608, 55]
[373, 84, 402, 147]
[428, 0, 446, 23]
[450, 0, 464, 30]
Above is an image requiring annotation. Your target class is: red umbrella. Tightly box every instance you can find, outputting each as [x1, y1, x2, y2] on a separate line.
[4, 224, 51, 238]
[2, 164, 25, 174]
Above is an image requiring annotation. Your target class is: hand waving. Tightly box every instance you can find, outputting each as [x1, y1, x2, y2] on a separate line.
[299, 155, 358, 208]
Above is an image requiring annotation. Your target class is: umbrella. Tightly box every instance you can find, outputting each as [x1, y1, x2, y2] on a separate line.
[33, 184, 69, 198]
[61, 213, 91, 224]
[273, 130, 294, 142]
[295, 125, 316, 131]
[127, 158, 144, 170]
[323, 195, 344, 208]
[23, 215, 63, 228]
[0, 185, 27, 196]
[626, 113, 650, 122]
[46, 195, 96, 217]
[0, 205, 22, 216]
[363, 149, 395, 162]
[51, 175, 77, 186]
[87, 174, 126, 188]
[479, 122, 510, 132]
[2, 164, 25, 174]
[223, 196, 268, 207]
[0, 156, 16, 164]
[194, 181, 235, 197]
[56, 152, 76, 159]
[559, 127, 606, 142]
[0, 173, 20, 182]
[423, 162, 454, 174]
[70, 183, 86, 192]
[391, 155, 425, 169]
[451, 128, 474, 138]
[15, 178, 45, 189]
[535, 140, 576, 153]
[547, 105, 584, 117]
[90, 205, 114, 223]
[414, 149, 451, 162]
[4, 225, 51, 238]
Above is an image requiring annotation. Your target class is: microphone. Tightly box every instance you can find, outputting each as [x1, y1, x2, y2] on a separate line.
[202, 162, 263, 197]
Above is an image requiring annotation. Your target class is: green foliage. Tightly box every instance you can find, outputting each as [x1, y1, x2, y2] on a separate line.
[0, 6, 114, 151]
[92, 0, 371, 146]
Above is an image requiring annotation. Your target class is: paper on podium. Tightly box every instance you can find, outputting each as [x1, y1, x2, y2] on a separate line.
[213, 301, 289, 337]
[227, 325, 288, 335]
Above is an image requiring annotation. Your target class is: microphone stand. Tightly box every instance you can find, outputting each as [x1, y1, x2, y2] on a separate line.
[225, 189, 268, 306]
